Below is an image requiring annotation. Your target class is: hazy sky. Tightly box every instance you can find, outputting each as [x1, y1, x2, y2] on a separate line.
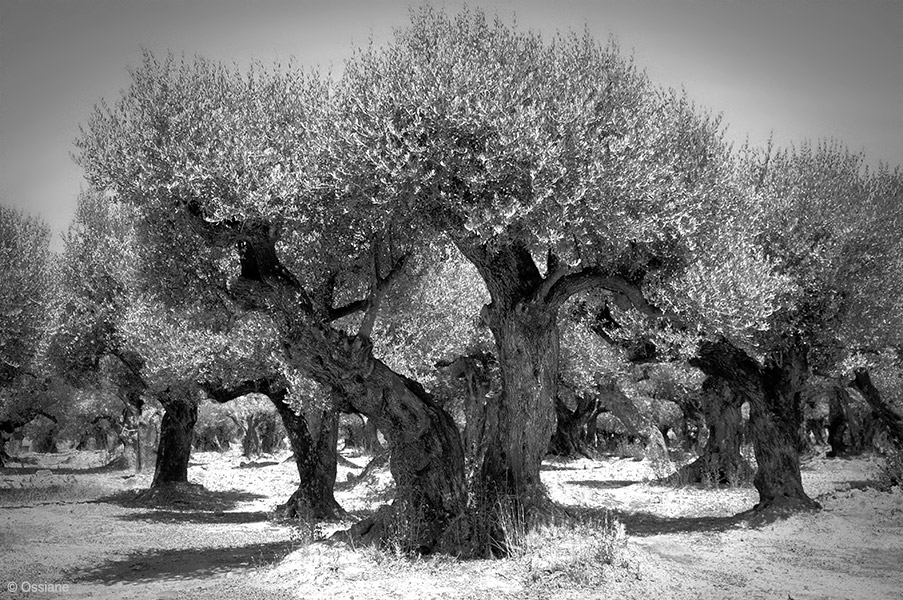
[1, 0, 901, 250]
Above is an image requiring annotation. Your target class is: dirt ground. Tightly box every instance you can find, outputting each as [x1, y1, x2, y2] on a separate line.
[1, 448, 901, 600]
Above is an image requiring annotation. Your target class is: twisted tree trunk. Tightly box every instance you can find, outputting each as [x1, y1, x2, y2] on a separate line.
[671, 376, 750, 485]
[691, 339, 818, 512]
[851, 368, 903, 448]
[272, 396, 344, 520]
[480, 300, 558, 505]
[549, 394, 603, 458]
[203, 378, 345, 520]
[151, 390, 198, 488]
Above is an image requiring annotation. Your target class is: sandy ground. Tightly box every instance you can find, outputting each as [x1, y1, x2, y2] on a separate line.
[1, 448, 901, 600]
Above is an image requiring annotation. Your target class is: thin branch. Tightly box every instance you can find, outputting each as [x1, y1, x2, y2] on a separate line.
[329, 298, 371, 322]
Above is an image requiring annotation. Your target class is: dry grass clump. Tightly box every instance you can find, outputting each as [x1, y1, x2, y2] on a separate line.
[512, 510, 630, 590]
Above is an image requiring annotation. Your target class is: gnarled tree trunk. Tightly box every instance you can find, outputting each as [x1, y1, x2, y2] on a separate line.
[751, 344, 818, 511]
[692, 339, 818, 512]
[480, 301, 558, 505]
[184, 208, 466, 552]
[851, 368, 903, 449]
[437, 352, 496, 476]
[274, 400, 343, 520]
[671, 376, 749, 485]
[299, 338, 466, 552]
[827, 386, 850, 458]
[204, 378, 345, 520]
[151, 390, 198, 488]
[549, 394, 602, 458]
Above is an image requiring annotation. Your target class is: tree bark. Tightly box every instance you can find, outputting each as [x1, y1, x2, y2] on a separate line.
[549, 394, 602, 458]
[298, 339, 465, 552]
[272, 394, 344, 520]
[826, 386, 849, 458]
[203, 378, 345, 520]
[151, 390, 198, 488]
[184, 208, 466, 552]
[691, 339, 818, 512]
[479, 301, 558, 504]
[851, 368, 903, 448]
[750, 344, 819, 511]
[671, 376, 750, 485]
[453, 241, 560, 515]
[437, 352, 496, 476]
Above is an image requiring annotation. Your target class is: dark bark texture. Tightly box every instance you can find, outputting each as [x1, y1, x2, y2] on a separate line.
[187, 209, 467, 552]
[826, 386, 850, 457]
[204, 378, 345, 520]
[692, 339, 818, 512]
[671, 376, 750, 485]
[457, 242, 558, 508]
[151, 390, 198, 488]
[549, 394, 602, 458]
[273, 396, 344, 520]
[437, 352, 497, 475]
[851, 368, 903, 449]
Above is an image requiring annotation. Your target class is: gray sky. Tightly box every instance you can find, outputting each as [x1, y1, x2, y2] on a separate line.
[1, 0, 901, 250]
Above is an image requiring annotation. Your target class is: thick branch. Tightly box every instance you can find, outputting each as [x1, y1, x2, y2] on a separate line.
[535, 250, 570, 305]
[110, 349, 148, 390]
[200, 377, 288, 404]
[180, 199, 314, 314]
[545, 267, 677, 321]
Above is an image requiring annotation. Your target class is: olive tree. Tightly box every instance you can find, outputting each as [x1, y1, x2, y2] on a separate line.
[682, 142, 903, 511]
[0, 206, 63, 463]
[335, 8, 784, 511]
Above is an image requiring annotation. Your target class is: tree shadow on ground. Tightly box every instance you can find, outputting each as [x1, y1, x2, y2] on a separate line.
[567, 479, 638, 490]
[541, 462, 588, 472]
[72, 540, 298, 584]
[555, 502, 774, 537]
[0, 463, 131, 476]
[236, 460, 281, 469]
[99, 485, 266, 512]
[117, 509, 271, 525]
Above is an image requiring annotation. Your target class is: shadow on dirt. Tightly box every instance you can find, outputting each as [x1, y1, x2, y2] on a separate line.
[236, 460, 281, 469]
[568, 479, 638, 490]
[73, 540, 298, 584]
[0, 463, 134, 476]
[117, 509, 271, 525]
[557, 502, 760, 537]
[100, 485, 266, 512]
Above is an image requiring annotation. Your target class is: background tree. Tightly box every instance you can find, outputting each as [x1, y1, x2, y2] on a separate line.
[675, 142, 903, 511]
[47, 190, 150, 469]
[0, 206, 63, 464]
